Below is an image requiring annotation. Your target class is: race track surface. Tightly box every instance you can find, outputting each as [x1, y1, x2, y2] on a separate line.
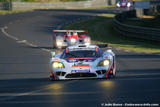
[0, 9, 160, 107]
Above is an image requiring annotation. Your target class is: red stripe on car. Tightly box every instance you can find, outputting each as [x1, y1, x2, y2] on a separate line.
[72, 66, 90, 68]
[50, 70, 56, 80]
[106, 65, 112, 78]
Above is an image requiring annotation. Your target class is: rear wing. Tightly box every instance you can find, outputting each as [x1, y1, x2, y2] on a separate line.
[53, 30, 87, 33]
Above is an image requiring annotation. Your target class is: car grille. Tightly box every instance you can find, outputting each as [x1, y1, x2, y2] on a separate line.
[56, 72, 66, 76]
[96, 70, 107, 75]
[65, 73, 97, 78]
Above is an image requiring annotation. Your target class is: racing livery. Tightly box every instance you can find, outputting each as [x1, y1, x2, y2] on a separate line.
[53, 30, 91, 49]
[49, 44, 116, 80]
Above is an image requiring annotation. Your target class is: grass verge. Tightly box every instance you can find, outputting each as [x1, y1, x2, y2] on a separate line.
[84, 5, 116, 9]
[63, 14, 160, 53]
[0, 10, 32, 14]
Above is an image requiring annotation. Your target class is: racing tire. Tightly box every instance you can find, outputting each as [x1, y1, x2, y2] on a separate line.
[112, 70, 116, 78]
[49, 76, 56, 81]
[108, 67, 116, 79]
[112, 61, 116, 78]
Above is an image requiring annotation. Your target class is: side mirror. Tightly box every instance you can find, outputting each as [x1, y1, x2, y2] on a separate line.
[51, 51, 56, 57]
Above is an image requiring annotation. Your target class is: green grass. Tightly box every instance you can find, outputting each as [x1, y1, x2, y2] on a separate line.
[84, 5, 116, 9]
[0, 10, 32, 14]
[63, 14, 160, 53]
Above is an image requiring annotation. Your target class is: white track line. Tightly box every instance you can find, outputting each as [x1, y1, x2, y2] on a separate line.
[1, 27, 19, 41]
[1, 26, 51, 53]
[16, 40, 27, 43]
[0, 91, 100, 97]
[0, 89, 42, 101]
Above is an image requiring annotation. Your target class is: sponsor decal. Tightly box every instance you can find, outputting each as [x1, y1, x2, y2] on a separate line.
[69, 48, 95, 51]
[71, 69, 90, 73]
[73, 60, 89, 66]
[52, 58, 60, 61]
[66, 58, 96, 63]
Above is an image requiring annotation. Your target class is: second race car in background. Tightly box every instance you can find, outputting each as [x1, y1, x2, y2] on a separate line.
[53, 30, 91, 49]
[117, 0, 133, 8]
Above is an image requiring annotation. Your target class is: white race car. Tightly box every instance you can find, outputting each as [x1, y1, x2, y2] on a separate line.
[117, 0, 132, 8]
[53, 30, 91, 49]
[49, 44, 116, 80]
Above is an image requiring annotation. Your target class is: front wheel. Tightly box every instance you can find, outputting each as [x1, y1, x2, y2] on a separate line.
[49, 75, 56, 81]
[112, 61, 116, 78]
[112, 70, 116, 78]
[108, 64, 116, 79]
[49, 72, 56, 81]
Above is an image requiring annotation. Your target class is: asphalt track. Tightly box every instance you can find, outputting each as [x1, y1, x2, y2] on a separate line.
[0, 9, 160, 107]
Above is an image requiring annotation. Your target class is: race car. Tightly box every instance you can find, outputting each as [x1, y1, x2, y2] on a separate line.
[49, 44, 116, 80]
[53, 30, 91, 49]
[117, 0, 132, 8]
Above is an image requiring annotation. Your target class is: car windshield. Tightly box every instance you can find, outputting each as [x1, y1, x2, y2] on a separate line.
[62, 50, 100, 59]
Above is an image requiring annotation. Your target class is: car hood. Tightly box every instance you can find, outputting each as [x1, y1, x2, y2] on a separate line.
[64, 57, 97, 63]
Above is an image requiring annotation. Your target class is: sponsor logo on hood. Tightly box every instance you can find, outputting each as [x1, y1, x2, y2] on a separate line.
[65, 58, 96, 63]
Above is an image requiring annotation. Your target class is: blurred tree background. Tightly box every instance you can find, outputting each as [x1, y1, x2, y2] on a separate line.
[0, 0, 88, 2]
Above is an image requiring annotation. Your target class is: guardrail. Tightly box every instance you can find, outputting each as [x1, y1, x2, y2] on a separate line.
[113, 10, 160, 42]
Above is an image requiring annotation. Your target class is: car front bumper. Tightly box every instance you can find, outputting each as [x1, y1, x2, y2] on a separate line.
[50, 66, 111, 80]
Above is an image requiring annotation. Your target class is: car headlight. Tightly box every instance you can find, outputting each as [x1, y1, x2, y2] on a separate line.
[84, 38, 90, 43]
[84, 38, 89, 42]
[56, 40, 63, 46]
[127, 3, 131, 7]
[97, 59, 110, 67]
[52, 62, 64, 68]
[117, 3, 120, 7]
[71, 38, 76, 43]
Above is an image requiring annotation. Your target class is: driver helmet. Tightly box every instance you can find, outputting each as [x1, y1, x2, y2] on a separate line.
[67, 32, 71, 37]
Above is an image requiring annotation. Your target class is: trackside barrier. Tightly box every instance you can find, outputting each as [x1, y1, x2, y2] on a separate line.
[113, 10, 160, 42]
